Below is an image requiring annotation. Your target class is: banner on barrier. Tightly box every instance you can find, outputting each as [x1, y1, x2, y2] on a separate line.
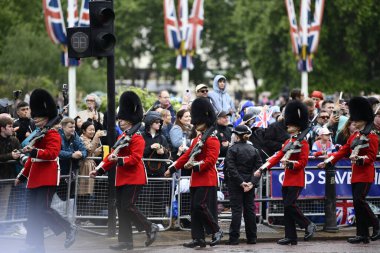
[270, 159, 380, 198]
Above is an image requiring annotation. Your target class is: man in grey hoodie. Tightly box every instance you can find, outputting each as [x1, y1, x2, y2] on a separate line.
[208, 75, 235, 116]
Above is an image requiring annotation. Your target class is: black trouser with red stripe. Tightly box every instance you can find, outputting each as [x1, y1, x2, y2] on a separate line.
[26, 186, 71, 247]
[116, 185, 152, 245]
[352, 182, 379, 237]
[282, 186, 311, 240]
[190, 186, 220, 240]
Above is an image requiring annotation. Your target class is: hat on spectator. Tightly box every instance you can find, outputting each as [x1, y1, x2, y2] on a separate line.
[318, 127, 331, 136]
[144, 111, 162, 126]
[310, 90, 324, 100]
[284, 100, 309, 130]
[271, 105, 281, 113]
[232, 125, 252, 136]
[195, 84, 208, 92]
[367, 97, 379, 107]
[348, 96, 374, 122]
[191, 97, 216, 127]
[30, 89, 57, 120]
[217, 111, 231, 118]
[117, 91, 143, 124]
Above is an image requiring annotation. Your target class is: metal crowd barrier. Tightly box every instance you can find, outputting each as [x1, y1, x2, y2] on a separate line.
[2, 155, 380, 236]
[264, 159, 380, 227]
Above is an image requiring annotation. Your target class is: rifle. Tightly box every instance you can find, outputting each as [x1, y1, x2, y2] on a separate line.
[95, 122, 142, 170]
[168, 125, 217, 170]
[261, 113, 319, 170]
[349, 123, 372, 164]
[17, 115, 62, 154]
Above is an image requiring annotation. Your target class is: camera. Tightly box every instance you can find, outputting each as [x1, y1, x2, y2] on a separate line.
[13, 90, 22, 100]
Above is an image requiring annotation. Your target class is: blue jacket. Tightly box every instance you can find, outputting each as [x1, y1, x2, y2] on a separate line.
[208, 74, 235, 114]
[58, 128, 87, 175]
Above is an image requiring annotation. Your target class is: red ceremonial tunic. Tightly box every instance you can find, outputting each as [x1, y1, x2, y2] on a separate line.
[21, 129, 61, 189]
[174, 134, 220, 187]
[100, 132, 147, 186]
[329, 131, 378, 183]
[266, 137, 309, 187]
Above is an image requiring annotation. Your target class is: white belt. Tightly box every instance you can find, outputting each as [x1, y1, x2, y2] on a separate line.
[31, 158, 58, 162]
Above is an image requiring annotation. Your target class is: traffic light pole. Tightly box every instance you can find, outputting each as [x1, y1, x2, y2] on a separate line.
[106, 54, 117, 237]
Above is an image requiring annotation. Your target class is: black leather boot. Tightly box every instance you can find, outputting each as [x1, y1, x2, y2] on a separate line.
[371, 221, 380, 241]
[304, 222, 316, 241]
[109, 242, 133, 251]
[347, 236, 370, 244]
[145, 223, 159, 246]
[277, 238, 297, 245]
[210, 229, 224, 246]
[64, 224, 78, 248]
[183, 239, 206, 248]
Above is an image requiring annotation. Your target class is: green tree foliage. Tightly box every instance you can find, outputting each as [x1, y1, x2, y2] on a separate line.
[0, 0, 379, 99]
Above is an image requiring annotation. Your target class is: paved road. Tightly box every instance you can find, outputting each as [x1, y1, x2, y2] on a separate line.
[3, 231, 380, 253]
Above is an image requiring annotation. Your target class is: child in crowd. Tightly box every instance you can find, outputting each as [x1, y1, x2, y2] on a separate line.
[311, 127, 335, 158]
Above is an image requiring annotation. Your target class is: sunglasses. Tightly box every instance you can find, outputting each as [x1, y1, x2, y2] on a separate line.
[198, 89, 208, 93]
[86, 99, 95, 102]
[319, 116, 329, 120]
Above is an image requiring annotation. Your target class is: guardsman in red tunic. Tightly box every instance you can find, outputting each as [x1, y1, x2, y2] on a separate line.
[164, 98, 223, 248]
[254, 100, 316, 245]
[15, 89, 77, 253]
[318, 97, 380, 244]
[90, 91, 158, 251]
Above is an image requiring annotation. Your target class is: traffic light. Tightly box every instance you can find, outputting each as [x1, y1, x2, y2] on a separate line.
[67, 0, 116, 59]
[67, 27, 92, 59]
[89, 0, 116, 57]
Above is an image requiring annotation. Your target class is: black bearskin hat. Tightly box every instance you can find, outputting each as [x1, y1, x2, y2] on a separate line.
[191, 98, 216, 127]
[117, 91, 143, 124]
[348, 96, 374, 122]
[30, 89, 58, 120]
[284, 100, 309, 131]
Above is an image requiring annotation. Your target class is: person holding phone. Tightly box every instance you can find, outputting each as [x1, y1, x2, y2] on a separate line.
[77, 94, 104, 132]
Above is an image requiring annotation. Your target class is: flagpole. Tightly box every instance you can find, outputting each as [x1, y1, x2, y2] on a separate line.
[67, 0, 77, 118]
[181, 0, 189, 94]
[300, 0, 309, 97]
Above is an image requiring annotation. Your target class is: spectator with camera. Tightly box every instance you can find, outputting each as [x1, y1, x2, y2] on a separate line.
[152, 90, 176, 124]
[13, 101, 36, 143]
[77, 94, 104, 132]
[169, 109, 192, 166]
[77, 121, 104, 216]
[0, 115, 21, 228]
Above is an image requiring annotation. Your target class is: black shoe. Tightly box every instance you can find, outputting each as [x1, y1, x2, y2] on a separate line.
[277, 238, 297, 245]
[210, 229, 224, 246]
[183, 239, 206, 248]
[347, 236, 370, 244]
[247, 238, 257, 244]
[109, 242, 133, 251]
[304, 222, 316, 241]
[64, 225, 78, 249]
[19, 246, 45, 253]
[145, 223, 159, 247]
[225, 240, 239, 245]
[371, 221, 380, 241]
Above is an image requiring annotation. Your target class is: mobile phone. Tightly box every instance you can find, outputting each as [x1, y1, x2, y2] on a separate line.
[102, 130, 107, 136]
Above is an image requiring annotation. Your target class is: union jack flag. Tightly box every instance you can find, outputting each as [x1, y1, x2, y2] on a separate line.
[336, 200, 355, 226]
[164, 0, 181, 49]
[254, 106, 273, 128]
[186, 0, 204, 51]
[78, 0, 90, 27]
[217, 159, 225, 182]
[307, 0, 325, 54]
[285, 0, 325, 72]
[43, 0, 67, 45]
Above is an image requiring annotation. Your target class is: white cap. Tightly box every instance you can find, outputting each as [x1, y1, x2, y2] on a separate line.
[318, 127, 331, 136]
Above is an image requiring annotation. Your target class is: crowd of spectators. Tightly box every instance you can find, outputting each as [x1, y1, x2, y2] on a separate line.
[1, 75, 380, 235]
